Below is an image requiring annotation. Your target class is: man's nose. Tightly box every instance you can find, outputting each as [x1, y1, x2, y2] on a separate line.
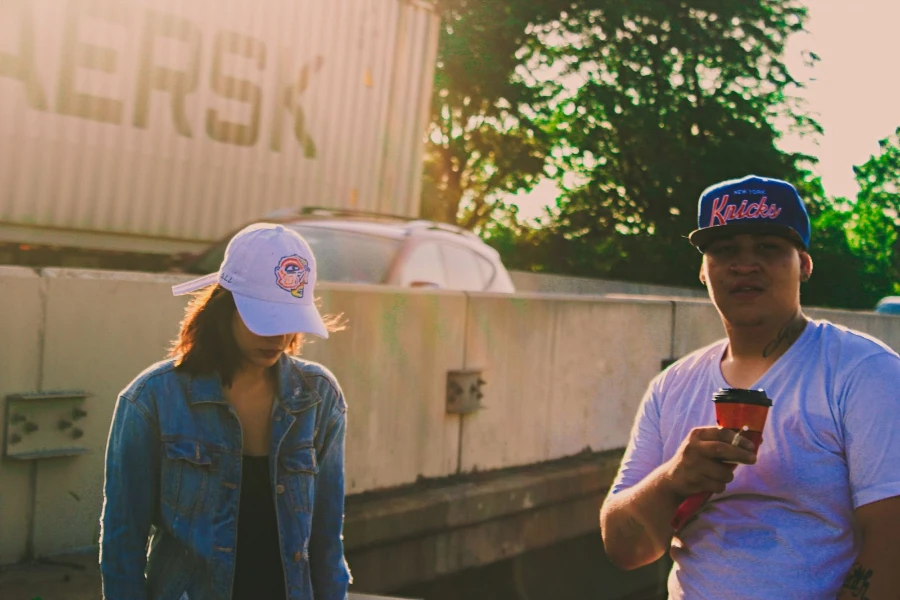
[730, 247, 762, 271]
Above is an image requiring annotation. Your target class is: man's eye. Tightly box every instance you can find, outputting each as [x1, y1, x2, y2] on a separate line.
[708, 244, 736, 255]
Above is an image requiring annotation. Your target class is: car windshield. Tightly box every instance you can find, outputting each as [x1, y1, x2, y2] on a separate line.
[876, 300, 900, 315]
[186, 224, 402, 285]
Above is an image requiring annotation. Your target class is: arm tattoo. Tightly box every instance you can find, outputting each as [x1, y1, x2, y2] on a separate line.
[841, 562, 873, 599]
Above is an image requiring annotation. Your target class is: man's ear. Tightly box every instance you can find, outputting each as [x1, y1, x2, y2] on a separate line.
[699, 264, 707, 286]
[800, 252, 814, 282]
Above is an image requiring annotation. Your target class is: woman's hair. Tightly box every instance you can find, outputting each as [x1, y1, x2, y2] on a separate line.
[169, 285, 344, 386]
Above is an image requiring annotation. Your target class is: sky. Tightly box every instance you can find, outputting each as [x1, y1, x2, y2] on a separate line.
[510, 0, 900, 221]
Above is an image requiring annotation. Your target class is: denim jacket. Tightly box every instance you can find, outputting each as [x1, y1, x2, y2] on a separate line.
[100, 354, 350, 600]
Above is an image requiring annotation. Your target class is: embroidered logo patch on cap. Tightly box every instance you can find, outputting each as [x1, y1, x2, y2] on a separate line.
[275, 255, 311, 298]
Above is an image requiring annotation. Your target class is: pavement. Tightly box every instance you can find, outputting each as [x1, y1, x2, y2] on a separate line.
[0, 552, 100, 600]
[0, 553, 418, 600]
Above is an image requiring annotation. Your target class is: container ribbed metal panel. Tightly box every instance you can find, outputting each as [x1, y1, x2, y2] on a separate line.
[0, 0, 439, 249]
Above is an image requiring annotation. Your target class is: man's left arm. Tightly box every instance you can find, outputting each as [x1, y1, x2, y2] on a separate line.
[837, 352, 900, 600]
[837, 496, 900, 600]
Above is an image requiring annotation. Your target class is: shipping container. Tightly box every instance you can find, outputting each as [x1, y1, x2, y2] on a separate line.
[0, 0, 439, 262]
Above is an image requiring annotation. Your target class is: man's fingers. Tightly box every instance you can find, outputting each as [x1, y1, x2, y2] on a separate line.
[674, 427, 759, 496]
[690, 426, 726, 442]
[705, 462, 737, 484]
[686, 457, 736, 482]
[691, 426, 756, 451]
[720, 427, 757, 452]
[698, 474, 729, 494]
[695, 440, 757, 465]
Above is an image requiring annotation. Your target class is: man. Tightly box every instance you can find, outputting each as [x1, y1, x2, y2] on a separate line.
[600, 175, 900, 599]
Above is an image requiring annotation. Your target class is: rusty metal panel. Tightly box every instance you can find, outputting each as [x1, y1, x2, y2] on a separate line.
[0, 0, 439, 251]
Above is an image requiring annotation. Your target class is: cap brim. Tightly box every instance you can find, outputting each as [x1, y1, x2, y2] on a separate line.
[232, 291, 329, 339]
[688, 223, 806, 251]
[172, 273, 219, 296]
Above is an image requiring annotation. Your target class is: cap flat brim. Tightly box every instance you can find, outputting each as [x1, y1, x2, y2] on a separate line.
[232, 291, 329, 338]
[688, 223, 806, 251]
[171, 273, 219, 296]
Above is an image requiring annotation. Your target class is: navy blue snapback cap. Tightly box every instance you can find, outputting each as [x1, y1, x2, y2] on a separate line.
[688, 174, 811, 252]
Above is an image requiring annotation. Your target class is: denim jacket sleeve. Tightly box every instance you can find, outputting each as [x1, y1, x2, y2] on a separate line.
[309, 404, 351, 600]
[99, 390, 159, 600]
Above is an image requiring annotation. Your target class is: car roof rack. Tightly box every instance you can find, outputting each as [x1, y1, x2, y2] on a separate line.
[269, 206, 480, 240]
[405, 220, 480, 239]
[297, 206, 418, 222]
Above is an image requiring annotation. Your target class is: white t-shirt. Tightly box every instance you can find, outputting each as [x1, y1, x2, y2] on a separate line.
[611, 319, 900, 599]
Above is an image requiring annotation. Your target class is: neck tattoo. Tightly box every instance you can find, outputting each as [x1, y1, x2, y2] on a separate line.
[762, 315, 807, 359]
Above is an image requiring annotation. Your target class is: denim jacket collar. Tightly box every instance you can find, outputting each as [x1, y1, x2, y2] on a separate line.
[183, 355, 322, 413]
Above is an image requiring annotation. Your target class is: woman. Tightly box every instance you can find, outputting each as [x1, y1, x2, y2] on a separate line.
[100, 223, 350, 600]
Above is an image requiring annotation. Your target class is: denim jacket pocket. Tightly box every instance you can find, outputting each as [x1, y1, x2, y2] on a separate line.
[280, 445, 318, 514]
[161, 440, 217, 517]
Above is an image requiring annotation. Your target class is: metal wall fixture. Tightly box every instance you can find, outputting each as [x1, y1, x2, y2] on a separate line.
[4, 392, 92, 460]
[445, 370, 487, 415]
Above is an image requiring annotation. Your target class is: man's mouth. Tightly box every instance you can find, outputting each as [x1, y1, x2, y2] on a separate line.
[729, 283, 765, 298]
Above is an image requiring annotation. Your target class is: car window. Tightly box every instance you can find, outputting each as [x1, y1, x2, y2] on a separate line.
[292, 225, 401, 284]
[399, 242, 448, 288]
[440, 243, 486, 291]
[185, 224, 402, 285]
[875, 301, 900, 315]
[474, 252, 497, 288]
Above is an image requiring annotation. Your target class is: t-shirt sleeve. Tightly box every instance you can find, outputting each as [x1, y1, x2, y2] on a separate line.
[841, 351, 900, 509]
[610, 377, 665, 495]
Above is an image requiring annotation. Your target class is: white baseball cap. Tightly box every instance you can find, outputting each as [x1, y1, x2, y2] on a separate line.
[172, 223, 328, 338]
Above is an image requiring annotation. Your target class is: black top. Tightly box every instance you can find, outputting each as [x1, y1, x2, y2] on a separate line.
[232, 455, 286, 600]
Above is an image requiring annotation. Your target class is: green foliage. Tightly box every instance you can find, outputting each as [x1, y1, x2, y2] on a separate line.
[538, 0, 818, 286]
[425, 1, 900, 308]
[802, 200, 871, 309]
[846, 127, 900, 301]
[791, 131, 900, 309]
[422, 1, 569, 228]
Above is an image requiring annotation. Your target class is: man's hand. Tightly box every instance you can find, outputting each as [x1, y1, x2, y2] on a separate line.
[601, 426, 761, 570]
[663, 427, 758, 498]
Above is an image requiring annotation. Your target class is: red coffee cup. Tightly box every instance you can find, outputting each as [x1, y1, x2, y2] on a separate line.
[670, 388, 772, 531]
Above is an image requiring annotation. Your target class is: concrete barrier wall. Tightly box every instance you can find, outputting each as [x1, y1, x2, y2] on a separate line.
[672, 299, 723, 358]
[1, 268, 898, 561]
[461, 294, 671, 472]
[303, 286, 466, 493]
[510, 270, 709, 299]
[670, 302, 900, 361]
[0, 267, 43, 564]
[30, 269, 192, 556]
[806, 307, 900, 350]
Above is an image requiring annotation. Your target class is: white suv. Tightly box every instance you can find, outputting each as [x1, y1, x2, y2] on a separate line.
[175, 208, 516, 293]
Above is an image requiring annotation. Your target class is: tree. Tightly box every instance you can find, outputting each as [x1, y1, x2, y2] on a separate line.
[802, 198, 873, 309]
[428, 1, 834, 297]
[531, 0, 820, 287]
[421, 1, 570, 229]
[845, 127, 900, 301]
